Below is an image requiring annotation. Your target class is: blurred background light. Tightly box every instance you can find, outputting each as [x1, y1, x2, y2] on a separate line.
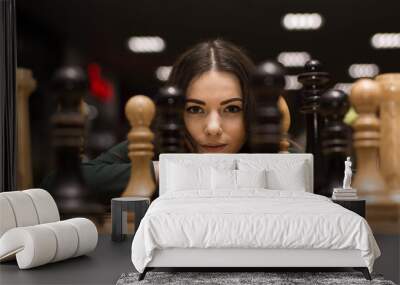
[371, 33, 400, 49]
[348, 63, 379, 78]
[286, 75, 302, 90]
[334, 83, 353, 94]
[155, 66, 172, 81]
[282, 13, 323, 30]
[128, 36, 166, 53]
[277, 51, 311, 67]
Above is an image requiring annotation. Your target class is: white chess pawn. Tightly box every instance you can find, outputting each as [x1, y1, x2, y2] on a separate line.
[343, 157, 352, 189]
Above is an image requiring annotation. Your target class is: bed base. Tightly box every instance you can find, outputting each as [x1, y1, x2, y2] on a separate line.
[138, 248, 372, 281]
[354, 267, 372, 280]
[138, 267, 371, 281]
[138, 268, 149, 281]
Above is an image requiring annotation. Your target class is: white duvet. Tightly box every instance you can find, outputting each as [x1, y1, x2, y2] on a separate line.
[131, 190, 380, 273]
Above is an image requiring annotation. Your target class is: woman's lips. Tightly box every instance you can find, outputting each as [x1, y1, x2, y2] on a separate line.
[200, 144, 228, 152]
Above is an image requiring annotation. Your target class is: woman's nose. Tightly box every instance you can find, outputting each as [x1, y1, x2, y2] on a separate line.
[205, 112, 223, 136]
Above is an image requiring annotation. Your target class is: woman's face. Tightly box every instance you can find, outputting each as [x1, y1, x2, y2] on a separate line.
[184, 70, 246, 153]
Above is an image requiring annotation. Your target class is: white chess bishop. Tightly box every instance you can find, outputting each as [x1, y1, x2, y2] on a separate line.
[343, 157, 353, 189]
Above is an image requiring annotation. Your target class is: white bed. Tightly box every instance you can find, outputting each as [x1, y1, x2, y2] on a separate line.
[131, 154, 380, 280]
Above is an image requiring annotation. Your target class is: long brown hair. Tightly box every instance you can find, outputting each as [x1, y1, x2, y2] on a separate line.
[167, 39, 255, 153]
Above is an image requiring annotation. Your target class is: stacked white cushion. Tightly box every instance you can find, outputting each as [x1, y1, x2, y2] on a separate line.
[65, 218, 98, 257]
[0, 189, 98, 269]
[24, 188, 60, 224]
[1, 191, 40, 227]
[0, 218, 98, 269]
[0, 196, 17, 237]
[0, 189, 60, 238]
[0, 225, 57, 268]
[42, 221, 79, 262]
[238, 158, 310, 192]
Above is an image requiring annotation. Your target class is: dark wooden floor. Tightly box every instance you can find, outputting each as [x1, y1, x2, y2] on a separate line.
[0, 236, 134, 285]
[0, 234, 398, 284]
[373, 234, 400, 284]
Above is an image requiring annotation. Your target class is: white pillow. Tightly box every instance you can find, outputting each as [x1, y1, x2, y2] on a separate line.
[212, 168, 237, 190]
[266, 167, 307, 191]
[237, 159, 309, 192]
[211, 168, 267, 190]
[167, 162, 212, 191]
[236, 169, 267, 189]
[165, 159, 236, 193]
[166, 158, 236, 171]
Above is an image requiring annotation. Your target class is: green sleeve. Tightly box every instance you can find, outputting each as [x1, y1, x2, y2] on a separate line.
[41, 141, 132, 200]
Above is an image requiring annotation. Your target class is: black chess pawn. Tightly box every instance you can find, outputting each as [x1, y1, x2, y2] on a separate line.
[320, 89, 352, 196]
[298, 60, 331, 195]
[51, 66, 103, 217]
[155, 85, 185, 154]
[249, 60, 285, 153]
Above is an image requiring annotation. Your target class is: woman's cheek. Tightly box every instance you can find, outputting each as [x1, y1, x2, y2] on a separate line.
[184, 116, 202, 140]
[225, 116, 245, 134]
[225, 117, 246, 150]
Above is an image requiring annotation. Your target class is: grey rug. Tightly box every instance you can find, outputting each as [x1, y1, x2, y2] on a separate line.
[116, 272, 396, 285]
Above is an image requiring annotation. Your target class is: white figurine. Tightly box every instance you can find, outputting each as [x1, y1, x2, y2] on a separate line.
[343, 157, 352, 189]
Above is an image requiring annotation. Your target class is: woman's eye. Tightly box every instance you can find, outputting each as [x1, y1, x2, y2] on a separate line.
[186, 106, 204, 114]
[224, 105, 242, 113]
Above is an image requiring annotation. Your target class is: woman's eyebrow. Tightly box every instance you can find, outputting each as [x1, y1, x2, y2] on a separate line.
[220, 98, 243, 105]
[185, 99, 205, 105]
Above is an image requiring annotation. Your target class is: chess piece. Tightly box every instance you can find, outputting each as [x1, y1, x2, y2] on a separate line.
[343, 157, 352, 189]
[51, 66, 103, 216]
[16, 68, 37, 189]
[298, 60, 331, 195]
[155, 85, 185, 154]
[320, 88, 352, 196]
[279, 97, 291, 153]
[78, 100, 89, 160]
[123, 95, 156, 198]
[349, 78, 387, 202]
[249, 60, 284, 153]
[375, 73, 400, 201]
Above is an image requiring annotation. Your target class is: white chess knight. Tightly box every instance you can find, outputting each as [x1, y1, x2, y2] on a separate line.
[343, 157, 353, 189]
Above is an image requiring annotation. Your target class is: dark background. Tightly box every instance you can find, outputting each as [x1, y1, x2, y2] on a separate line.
[15, 0, 400, 185]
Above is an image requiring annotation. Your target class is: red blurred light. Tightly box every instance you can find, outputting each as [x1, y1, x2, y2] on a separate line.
[87, 63, 114, 102]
